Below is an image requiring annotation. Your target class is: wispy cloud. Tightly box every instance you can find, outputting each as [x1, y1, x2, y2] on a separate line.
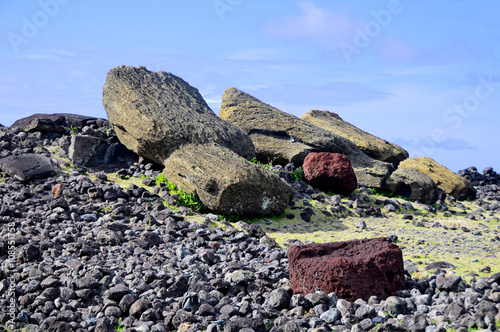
[264, 1, 421, 63]
[395, 137, 477, 152]
[378, 66, 445, 77]
[229, 48, 282, 61]
[375, 38, 417, 62]
[264, 2, 495, 66]
[265, 2, 358, 51]
[19, 49, 75, 61]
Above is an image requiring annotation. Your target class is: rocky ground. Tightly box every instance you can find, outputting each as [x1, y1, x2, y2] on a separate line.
[0, 121, 499, 332]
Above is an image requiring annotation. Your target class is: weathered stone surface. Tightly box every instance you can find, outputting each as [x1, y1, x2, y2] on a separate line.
[288, 238, 405, 301]
[302, 152, 357, 194]
[223, 317, 266, 332]
[0, 153, 55, 181]
[163, 143, 294, 218]
[69, 135, 109, 167]
[11, 113, 100, 130]
[103, 142, 137, 164]
[399, 157, 476, 200]
[435, 274, 461, 292]
[301, 110, 408, 166]
[103, 66, 255, 165]
[248, 131, 313, 166]
[219, 88, 394, 189]
[383, 296, 407, 317]
[384, 168, 438, 204]
[25, 118, 66, 134]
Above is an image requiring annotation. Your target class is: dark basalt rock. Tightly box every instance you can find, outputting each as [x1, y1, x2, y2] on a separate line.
[69, 135, 109, 166]
[0, 153, 55, 181]
[11, 113, 102, 130]
[223, 317, 266, 332]
[24, 117, 66, 134]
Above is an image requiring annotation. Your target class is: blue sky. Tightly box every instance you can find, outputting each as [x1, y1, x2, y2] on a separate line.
[1, 1, 499, 172]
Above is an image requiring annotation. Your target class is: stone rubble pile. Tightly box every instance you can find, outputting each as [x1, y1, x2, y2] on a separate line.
[0, 65, 499, 331]
[0, 120, 499, 332]
[459, 167, 500, 205]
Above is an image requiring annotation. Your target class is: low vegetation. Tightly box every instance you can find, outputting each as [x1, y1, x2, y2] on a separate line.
[154, 173, 206, 212]
[290, 166, 304, 182]
[369, 187, 411, 201]
[250, 157, 276, 170]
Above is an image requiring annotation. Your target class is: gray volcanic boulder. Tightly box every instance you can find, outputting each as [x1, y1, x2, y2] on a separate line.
[69, 135, 109, 167]
[385, 168, 438, 204]
[301, 110, 409, 167]
[0, 154, 55, 181]
[223, 317, 266, 332]
[303, 152, 357, 194]
[24, 117, 66, 134]
[219, 88, 394, 189]
[163, 143, 294, 218]
[11, 113, 101, 130]
[102, 66, 255, 165]
[288, 237, 405, 301]
[249, 131, 313, 166]
[399, 157, 476, 200]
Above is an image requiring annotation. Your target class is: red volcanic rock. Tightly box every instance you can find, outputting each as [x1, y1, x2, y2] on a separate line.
[52, 183, 64, 199]
[302, 152, 357, 194]
[288, 237, 405, 301]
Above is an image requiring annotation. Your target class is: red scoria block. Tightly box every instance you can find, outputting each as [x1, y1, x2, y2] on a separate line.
[302, 152, 357, 194]
[288, 237, 405, 301]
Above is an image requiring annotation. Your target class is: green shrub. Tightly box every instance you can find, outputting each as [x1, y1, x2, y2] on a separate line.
[154, 173, 206, 211]
[291, 167, 304, 181]
[250, 157, 276, 170]
[69, 125, 78, 136]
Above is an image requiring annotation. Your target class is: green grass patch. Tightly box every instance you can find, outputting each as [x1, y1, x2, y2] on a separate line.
[369, 187, 411, 201]
[154, 173, 206, 212]
[113, 318, 125, 331]
[250, 157, 304, 181]
[250, 157, 277, 170]
[220, 211, 288, 224]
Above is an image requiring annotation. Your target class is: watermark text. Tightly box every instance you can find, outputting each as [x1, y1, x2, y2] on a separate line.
[212, 0, 243, 21]
[7, 0, 71, 54]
